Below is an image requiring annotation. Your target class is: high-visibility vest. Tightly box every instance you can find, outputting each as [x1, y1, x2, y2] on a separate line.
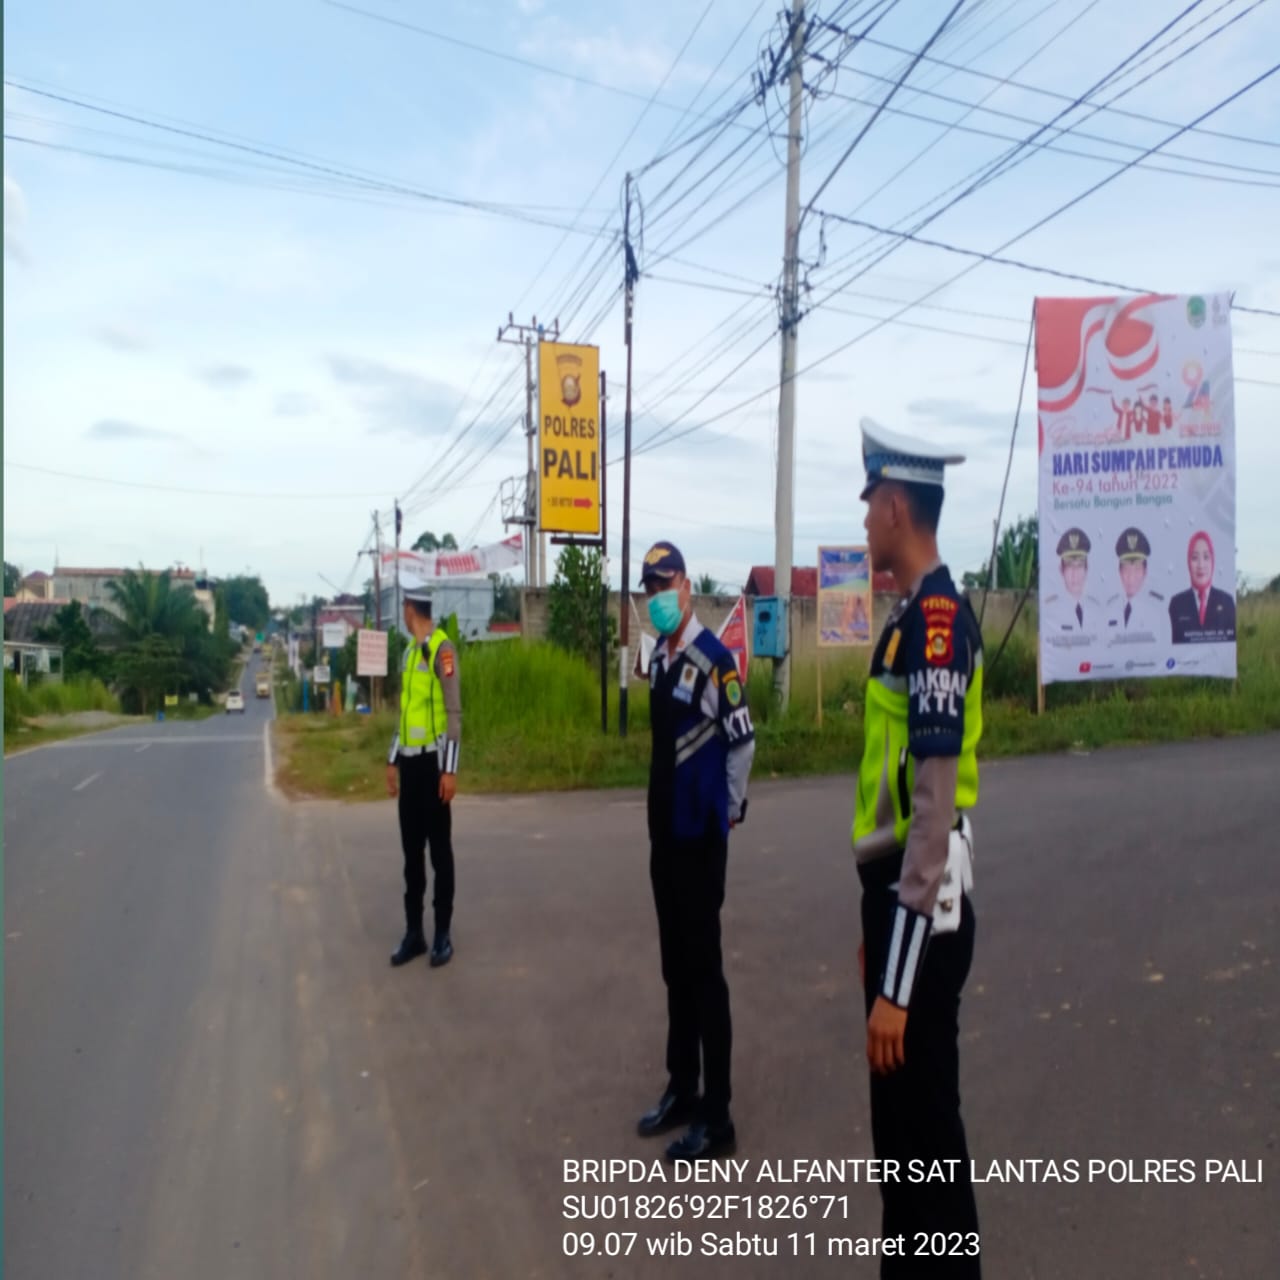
[399, 629, 448, 750]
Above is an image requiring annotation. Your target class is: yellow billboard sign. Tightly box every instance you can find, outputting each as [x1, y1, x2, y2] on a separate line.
[538, 341, 601, 536]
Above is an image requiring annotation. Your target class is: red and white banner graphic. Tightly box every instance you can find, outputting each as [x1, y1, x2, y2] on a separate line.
[380, 534, 523, 581]
[1036, 293, 1236, 685]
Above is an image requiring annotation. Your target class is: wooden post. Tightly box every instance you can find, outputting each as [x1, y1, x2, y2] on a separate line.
[816, 647, 824, 727]
[1035, 635, 1046, 716]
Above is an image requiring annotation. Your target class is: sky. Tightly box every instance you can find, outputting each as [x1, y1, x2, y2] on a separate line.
[4, 0, 1279, 610]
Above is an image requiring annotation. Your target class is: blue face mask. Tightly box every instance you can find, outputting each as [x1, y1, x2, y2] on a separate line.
[647, 588, 684, 635]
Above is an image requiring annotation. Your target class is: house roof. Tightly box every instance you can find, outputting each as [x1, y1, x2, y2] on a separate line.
[55, 566, 195, 579]
[745, 566, 819, 597]
[3, 600, 119, 645]
[23, 570, 50, 582]
[745, 565, 898, 596]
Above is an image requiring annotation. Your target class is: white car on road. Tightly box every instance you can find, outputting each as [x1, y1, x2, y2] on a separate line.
[226, 690, 246, 714]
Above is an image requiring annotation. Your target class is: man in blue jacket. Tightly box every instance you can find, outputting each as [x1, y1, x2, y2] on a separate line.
[635, 541, 755, 1162]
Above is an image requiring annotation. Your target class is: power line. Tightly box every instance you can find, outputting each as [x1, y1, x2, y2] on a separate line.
[3, 84, 626, 236]
[855, 28, 1280, 150]
[322, 0, 759, 132]
[808, 0, 1265, 311]
[824, 62, 1280, 180]
[810, 216, 1280, 320]
[796, 60, 1280, 376]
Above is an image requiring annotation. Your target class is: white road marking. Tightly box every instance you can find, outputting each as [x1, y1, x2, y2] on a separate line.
[135, 743, 151, 754]
[73, 772, 103, 792]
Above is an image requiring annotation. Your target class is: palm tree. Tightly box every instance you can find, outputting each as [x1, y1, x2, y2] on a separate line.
[412, 531, 458, 553]
[695, 572, 719, 596]
[107, 567, 223, 710]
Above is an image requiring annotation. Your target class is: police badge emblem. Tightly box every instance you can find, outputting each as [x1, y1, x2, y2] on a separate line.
[556, 351, 583, 407]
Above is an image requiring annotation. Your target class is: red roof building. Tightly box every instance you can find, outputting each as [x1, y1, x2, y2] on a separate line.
[745, 564, 897, 596]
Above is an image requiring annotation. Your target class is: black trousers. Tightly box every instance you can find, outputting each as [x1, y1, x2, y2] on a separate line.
[862, 888, 980, 1278]
[650, 831, 732, 1125]
[397, 753, 454, 935]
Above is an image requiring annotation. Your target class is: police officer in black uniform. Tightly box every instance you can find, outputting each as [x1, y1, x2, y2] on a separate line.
[385, 587, 462, 969]
[853, 420, 983, 1277]
[635, 542, 756, 1161]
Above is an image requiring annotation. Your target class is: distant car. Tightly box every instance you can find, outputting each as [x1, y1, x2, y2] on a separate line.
[226, 690, 246, 714]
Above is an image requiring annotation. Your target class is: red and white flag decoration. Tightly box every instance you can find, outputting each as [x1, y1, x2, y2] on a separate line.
[717, 595, 750, 684]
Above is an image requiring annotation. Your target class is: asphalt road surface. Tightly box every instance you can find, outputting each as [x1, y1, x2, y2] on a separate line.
[5, 674, 1277, 1278]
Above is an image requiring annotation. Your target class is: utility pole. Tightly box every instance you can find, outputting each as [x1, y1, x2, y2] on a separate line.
[619, 172, 639, 738]
[372, 510, 383, 630]
[394, 500, 402, 635]
[499, 314, 560, 587]
[772, 0, 806, 713]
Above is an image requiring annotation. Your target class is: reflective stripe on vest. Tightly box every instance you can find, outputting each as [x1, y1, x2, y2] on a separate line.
[400, 629, 448, 749]
[851, 655, 983, 849]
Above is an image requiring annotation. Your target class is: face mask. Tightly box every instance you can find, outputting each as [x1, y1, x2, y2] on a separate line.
[647, 588, 684, 635]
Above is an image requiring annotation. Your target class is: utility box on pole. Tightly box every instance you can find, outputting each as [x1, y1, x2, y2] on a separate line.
[752, 597, 788, 660]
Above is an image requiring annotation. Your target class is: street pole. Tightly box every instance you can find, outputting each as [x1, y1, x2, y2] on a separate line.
[772, 0, 805, 713]
[394, 500, 402, 638]
[372, 512, 383, 713]
[619, 172, 638, 738]
[499, 314, 560, 589]
[599, 368, 609, 734]
[524, 333, 536, 586]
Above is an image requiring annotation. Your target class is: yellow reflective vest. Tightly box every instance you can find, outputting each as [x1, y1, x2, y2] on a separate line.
[399, 629, 448, 750]
[853, 568, 982, 851]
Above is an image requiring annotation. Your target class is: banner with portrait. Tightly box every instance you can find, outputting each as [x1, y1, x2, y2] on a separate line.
[1036, 293, 1236, 684]
[817, 545, 873, 647]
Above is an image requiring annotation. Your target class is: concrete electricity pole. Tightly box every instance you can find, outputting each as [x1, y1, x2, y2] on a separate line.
[498, 314, 560, 587]
[772, 0, 806, 712]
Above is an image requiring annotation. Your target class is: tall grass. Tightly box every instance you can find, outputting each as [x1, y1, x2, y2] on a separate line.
[276, 599, 1280, 798]
[4, 672, 120, 723]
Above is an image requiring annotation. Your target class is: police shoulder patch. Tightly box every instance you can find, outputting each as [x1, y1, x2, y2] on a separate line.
[918, 594, 957, 668]
[724, 674, 743, 707]
[438, 645, 456, 678]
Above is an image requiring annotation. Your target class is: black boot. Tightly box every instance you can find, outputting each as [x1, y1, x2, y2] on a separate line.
[429, 929, 453, 968]
[391, 930, 427, 967]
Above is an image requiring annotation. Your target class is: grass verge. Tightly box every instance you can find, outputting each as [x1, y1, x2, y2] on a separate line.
[273, 598, 1280, 801]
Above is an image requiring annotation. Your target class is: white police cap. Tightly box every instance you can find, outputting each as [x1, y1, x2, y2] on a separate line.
[402, 585, 433, 605]
[860, 417, 965, 500]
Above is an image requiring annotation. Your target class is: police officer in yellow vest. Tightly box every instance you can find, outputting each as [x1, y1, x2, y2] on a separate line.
[385, 587, 462, 969]
[853, 419, 982, 1277]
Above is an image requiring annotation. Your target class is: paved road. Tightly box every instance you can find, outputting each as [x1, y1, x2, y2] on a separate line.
[5, 691, 1278, 1277]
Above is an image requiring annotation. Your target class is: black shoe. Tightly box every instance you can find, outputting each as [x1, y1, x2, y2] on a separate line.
[666, 1120, 736, 1162]
[429, 932, 453, 968]
[637, 1089, 697, 1138]
[390, 931, 427, 967]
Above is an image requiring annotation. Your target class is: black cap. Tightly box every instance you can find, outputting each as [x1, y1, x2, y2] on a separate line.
[1056, 528, 1090, 560]
[1115, 527, 1151, 561]
[639, 541, 686, 585]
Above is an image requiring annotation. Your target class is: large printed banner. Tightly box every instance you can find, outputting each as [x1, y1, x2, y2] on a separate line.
[380, 533, 523, 581]
[817, 545, 873, 647]
[1036, 293, 1236, 684]
[539, 341, 601, 536]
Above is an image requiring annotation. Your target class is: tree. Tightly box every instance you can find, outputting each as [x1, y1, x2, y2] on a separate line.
[1266, 572, 1280, 594]
[107, 567, 229, 704]
[548, 545, 614, 664]
[488, 572, 521, 624]
[963, 516, 1039, 591]
[221, 575, 270, 630]
[36, 602, 110, 681]
[4, 561, 21, 596]
[695, 572, 719, 596]
[115, 634, 185, 715]
[412, 531, 458, 553]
